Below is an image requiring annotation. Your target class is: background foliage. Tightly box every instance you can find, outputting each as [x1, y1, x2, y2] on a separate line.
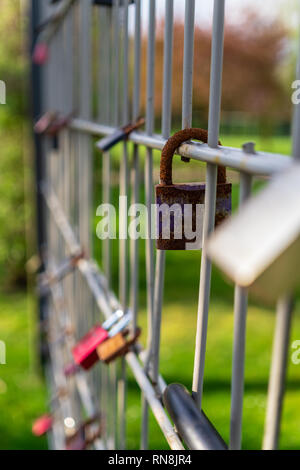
[0, 1, 29, 289]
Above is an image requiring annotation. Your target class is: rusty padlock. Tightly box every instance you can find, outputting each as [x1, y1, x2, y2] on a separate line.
[97, 328, 141, 364]
[34, 111, 58, 135]
[71, 310, 129, 371]
[45, 111, 74, 137]
[65, 414, 103, 451]
[156, 128, 232, 250]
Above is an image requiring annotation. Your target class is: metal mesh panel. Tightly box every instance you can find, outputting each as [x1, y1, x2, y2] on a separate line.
[31, 0, 299, 450]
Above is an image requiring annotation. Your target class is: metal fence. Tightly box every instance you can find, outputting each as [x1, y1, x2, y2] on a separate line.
[31, 0, 299, 450]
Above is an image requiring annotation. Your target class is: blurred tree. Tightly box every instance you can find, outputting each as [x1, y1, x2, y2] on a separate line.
[0, 1, 28, 289]
[140, 10, 291, 132]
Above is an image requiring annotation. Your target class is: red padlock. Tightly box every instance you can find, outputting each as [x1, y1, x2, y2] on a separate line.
[33, 42, 49, 65]
[71, 311, 131, 372]
[32, 414, 53, 437]
[72, 325, 109, 371]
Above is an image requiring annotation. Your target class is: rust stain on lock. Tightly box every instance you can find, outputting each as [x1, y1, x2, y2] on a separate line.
[97, 328, 141, 364]
[156, 129, 232, 251]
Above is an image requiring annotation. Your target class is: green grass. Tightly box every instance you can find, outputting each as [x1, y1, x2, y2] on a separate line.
[0, 293, 47, 450]
[1, 287, 300, 450]
[126, 299, 300, 450]
[219, 134, 292, 156]
[1, 134, 300, 450]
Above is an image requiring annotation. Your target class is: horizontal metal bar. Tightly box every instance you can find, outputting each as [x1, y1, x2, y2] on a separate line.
[70, 118, 291, 176]
[163, 384, 227, 450]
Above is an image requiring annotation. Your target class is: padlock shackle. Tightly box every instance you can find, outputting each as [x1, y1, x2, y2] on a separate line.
[160, 128, 226, 186]
[102, 309, 123, 331]
[108, 312, 132, 338]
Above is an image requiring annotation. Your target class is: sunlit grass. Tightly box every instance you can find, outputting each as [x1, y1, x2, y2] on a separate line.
[126, 300, 300, 450]
[1, 290, 299, 450]
[0, 293, 47, 450]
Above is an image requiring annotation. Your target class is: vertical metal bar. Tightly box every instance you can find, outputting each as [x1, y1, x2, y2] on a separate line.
[119, 0, 129, 316]
[144, 0, 156, 351]
[145, 0, 156, 138]
[207, 0, 225, 148]
[118, 0, 130, 450]
[163, 0, 174, 140]
[141, 0, 156, 450]
[102, 156, 112, 285]
[129, 0, 142, 450]
[150, 0, 174, 388]
[98, 8, 111, 126]
[77, 0, 93, 427]
[263, 297, 293, 449]
[60, 7, 78, 423]
[192, 0, 225, 409]
[182, 0, 195, 130]
[108, 0, 121, 449]
[130, 0, 141, 333]
[98, 5, 112, 449]
[79, 1, 92, 122]
[113, 0, 120, 127]
[122, 1, 129, 126]
[77, 0, 90, 339]
[99, 7, 113, 289]
[150, 257, 165, 384]
[229, 173, 252, 450]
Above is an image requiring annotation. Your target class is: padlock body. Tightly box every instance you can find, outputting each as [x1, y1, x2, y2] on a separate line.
[156, 182, 232, 250]
[97, 333, 127, 364]
[72, 325, 108, 370]
[215, 182, 232, 227]
[66, 429, 86, 451]
[32, 415, 53, 437]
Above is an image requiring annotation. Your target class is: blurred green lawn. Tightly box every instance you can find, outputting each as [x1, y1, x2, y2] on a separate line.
[1, 134, 300, 450]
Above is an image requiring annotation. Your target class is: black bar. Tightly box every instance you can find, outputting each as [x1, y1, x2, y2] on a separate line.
[31, 0, 45, 252]
[94, 0, 134, 6]
[96, 129, 127, 152]
[163, 384, 227, 450]
[31, 0, 49, 365]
